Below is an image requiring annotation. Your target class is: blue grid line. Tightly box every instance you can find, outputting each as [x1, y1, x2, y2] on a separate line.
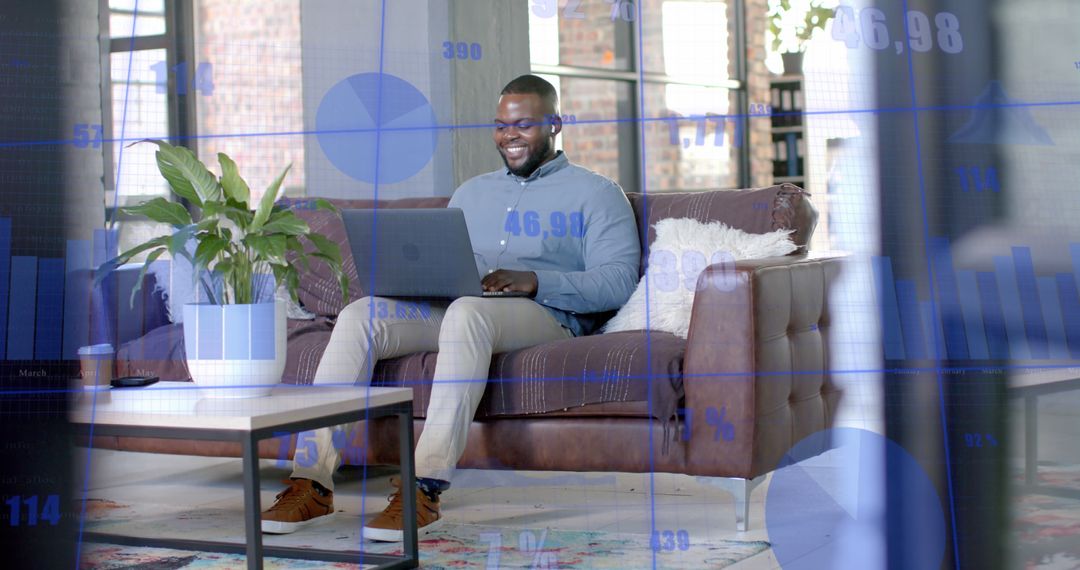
[4, 360, 1077, 399]
[355, 0, 390, 562]
[629, 0, 660, 567]
[75, 1, 142, 564]
[5, 97, 1080, 150]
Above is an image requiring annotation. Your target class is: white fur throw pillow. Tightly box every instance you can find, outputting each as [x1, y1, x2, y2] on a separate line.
[603, 218, 797, 338]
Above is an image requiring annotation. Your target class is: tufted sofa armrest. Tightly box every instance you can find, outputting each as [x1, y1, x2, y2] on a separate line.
[681, 252, 846, 479]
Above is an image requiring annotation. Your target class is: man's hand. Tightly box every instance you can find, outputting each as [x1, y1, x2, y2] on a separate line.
[481, 269, 538, 296]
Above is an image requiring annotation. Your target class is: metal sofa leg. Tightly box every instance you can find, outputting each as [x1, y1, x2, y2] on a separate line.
[697, 474, 768, 531]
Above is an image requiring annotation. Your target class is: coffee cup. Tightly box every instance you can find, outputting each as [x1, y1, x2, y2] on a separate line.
[77, 344, 114, 387]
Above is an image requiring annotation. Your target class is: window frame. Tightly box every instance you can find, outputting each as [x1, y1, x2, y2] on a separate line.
[99, 0, 199, 222]
[529, 0, 750, 192]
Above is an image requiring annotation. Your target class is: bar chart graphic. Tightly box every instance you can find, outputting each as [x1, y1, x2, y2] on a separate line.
[0, 219, 117, 361]
[873, 238, 1080, 361]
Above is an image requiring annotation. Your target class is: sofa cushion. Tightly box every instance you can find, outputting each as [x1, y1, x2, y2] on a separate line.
[371, 330, 686, 421]
[626, 183, 816, 276]
[605, 218, 797, 339]
[117, 324, 686, 421]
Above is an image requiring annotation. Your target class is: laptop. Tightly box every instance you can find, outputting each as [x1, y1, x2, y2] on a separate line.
[341, 208, 530, 299]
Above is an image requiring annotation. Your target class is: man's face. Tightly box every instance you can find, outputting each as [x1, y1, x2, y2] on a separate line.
[493, 93, 561, 177]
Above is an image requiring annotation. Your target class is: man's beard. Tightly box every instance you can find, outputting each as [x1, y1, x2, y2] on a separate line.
[500, 138, 552, 178]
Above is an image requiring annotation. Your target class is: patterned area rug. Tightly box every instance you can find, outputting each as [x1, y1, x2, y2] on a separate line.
[78, 500, 768, 569]
[80, 525, 768, 569]
[1015, 465, 1080, 569]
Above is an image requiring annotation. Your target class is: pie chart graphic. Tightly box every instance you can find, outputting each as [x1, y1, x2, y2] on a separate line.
[765, 428, 945, 570]
[315, 72, 439, 184]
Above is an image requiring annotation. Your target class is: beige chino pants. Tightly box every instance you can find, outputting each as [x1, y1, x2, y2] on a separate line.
[290, 295, 572, 491]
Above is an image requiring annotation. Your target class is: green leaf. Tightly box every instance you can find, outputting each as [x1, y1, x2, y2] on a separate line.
[285, 237, 312, 273]
[337, 270, 349, 303]
[203, 200, 252, 231]
[95, 234, 172, 285]
[245, 234, 287, 263]
[141, 140, 223, 204]
[286, 267, 300, 297]
[154, 150, 202, 208]
[168, 223, 198, 257]
[261, 211, 310, 235]
[194, 217, 219, 234]
[305, 232, 342, 265]
[121, 197, 192, 227]
[313, 198, 339, 213]
[194, 235, 229, 270]
[129, 248, 167, 308]
[218, 152, 250, 207]
[251, 164, 292, 232]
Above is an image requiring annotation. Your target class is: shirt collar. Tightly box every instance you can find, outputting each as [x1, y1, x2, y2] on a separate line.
[505, 150, 570, 182]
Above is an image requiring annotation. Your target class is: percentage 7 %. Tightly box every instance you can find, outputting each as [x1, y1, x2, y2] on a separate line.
[520, 529, 558, 569]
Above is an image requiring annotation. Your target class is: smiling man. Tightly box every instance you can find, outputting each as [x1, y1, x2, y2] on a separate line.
[261, 74, 640, 541]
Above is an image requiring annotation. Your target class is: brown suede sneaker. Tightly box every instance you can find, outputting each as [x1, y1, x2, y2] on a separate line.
[362, 476, 443, 542]
[261, 478, 335, 534]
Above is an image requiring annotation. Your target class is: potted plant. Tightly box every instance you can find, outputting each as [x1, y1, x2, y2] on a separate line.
[768, 0, 833, 74]
[98, 140, 348, 398]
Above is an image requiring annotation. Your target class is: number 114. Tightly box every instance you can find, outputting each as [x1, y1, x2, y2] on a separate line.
[6, 494, 60, 526]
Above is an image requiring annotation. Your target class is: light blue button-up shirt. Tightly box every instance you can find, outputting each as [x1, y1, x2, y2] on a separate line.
[448, 151, 640, 336]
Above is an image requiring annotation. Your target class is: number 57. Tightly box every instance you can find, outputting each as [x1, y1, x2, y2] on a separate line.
[73, 124, 104, 148]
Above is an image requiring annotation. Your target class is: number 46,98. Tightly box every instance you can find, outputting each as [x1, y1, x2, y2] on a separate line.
[832, 7, 963, 55]
[6, 494, 60, 526]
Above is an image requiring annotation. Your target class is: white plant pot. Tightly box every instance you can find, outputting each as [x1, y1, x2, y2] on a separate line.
[182, 301, 286, 398]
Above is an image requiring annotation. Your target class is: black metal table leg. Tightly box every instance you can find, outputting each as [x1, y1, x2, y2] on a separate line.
[242, 433, 264, 569]
[1025, 394, 1037, 486]
[399, 408, 418, 568]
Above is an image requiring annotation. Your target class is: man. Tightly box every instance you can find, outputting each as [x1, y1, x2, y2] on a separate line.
[261, 74, 640, 541]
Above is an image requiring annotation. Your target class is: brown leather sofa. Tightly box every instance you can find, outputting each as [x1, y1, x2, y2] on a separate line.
[89, 183, 844, 530]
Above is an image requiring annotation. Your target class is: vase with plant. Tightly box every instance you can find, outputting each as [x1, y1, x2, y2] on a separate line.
[768, 0, 834, 74]
[98, 140, 348, 398]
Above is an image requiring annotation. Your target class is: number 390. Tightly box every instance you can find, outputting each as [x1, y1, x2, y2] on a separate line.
[649, 249, 737, 293]
[442, 41, 482, 61]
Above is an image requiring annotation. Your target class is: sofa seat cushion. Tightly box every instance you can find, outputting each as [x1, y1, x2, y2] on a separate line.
[117, 323, 686, 421]
[373, 330, 686, 421]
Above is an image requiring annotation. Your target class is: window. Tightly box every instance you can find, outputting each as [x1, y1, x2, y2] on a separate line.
[101, 0, 305, 253]
[529, 0, 747, 193]
[102, 0, 189, 255]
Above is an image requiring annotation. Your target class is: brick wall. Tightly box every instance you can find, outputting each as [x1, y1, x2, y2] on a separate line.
[745, 0, 773, 189]
[194, 0, 305, 200]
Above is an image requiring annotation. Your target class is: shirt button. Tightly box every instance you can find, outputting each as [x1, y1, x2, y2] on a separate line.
[520, 181, 526, 186]
[506, 207, 512, 212]
[488, 269, 494, 274]
[542, 299, 549, 303]
[500, 240, 506, 245]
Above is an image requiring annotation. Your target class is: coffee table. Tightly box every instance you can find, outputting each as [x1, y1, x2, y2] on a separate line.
[70, 383, 418, 570]
[1010, 365, 1080, 499]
